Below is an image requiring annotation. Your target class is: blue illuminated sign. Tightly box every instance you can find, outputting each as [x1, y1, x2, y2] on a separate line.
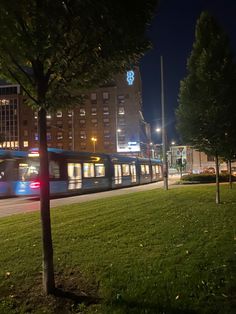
[126, 70, 135, 85]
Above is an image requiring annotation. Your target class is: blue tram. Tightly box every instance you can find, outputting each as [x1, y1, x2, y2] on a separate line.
[0, 149, 28, 197]
[14, 148, 163, 197]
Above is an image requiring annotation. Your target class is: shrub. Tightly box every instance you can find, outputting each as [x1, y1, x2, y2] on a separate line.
[181, 173, 236, 183]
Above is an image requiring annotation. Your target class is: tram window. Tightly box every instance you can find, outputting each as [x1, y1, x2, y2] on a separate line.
[152, 165, 156, 174]
[0, 160, 6, 180]
[141, 165, 145, 175]
[122, 164, 130, 176]
[83, 163, 95, 177]
[155, 165, 160, 174]
[95, 163, 105, 177]
[19, 161, 40, 181]
[145, 165, 150, 174]
[49, 161, 60, 179]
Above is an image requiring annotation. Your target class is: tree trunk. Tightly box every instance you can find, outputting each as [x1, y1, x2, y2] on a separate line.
[38, 107, 55, 294]
[215, 154, 220, 204]
[228, 160, 232, 189]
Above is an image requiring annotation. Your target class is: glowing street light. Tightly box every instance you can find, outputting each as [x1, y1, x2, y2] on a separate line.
[91, 137, 97, 153]
[156, 127, 161, 133]
[171, 141, 176, 145]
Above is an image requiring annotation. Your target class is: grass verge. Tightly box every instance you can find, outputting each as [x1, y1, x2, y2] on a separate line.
[0, 185, 236, 313]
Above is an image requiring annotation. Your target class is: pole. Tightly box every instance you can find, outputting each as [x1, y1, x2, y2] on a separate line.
[160, 56, 168, 190]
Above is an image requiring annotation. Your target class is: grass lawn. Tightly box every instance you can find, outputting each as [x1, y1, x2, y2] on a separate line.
[0, 185, 236, 314]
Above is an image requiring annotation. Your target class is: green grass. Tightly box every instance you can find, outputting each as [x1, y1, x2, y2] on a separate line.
[0, 185, 236, 313]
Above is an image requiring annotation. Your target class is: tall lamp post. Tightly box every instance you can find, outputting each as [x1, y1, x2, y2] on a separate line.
[91, 137, 97, 153]
[160, 56, 168, 190]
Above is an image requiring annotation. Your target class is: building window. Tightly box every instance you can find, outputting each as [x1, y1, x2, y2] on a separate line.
[46, 113, 52, 119]
[207, 155, 215, 162]
[23, 120, 27, 126]
[118, 107, 125, 115]
[57, 143, 63, 149]
[91, 107, 97, 115]
[69, 132, 72, 140]
[80, 119, 85, 124]
[56, 111, 62, 118]
[103, 106, 109, 115]
[23, 141, 28, 147]
[80, 108, 86, 116]
[68, 110, 73, 117]
[91, 93, 97, 104]
[102, 92, 109, 100]
[23, 130, 28, 136]
[91, 118, 98, 124]
[118, 95, 125, 104]
[57, 132, 63, 140]
[34, 112, 38, 119]
[56, 121, 63, 128]
[103, 118, 109, 123]
[47, 132, 52, 140]
[104, 130, 110, 134]
[80, 131, 86, 139]
[34, 133, 38, 141]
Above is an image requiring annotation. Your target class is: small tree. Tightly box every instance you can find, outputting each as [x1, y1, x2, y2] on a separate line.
[176, 11, 236, 204]
[0, 0, 158, 294]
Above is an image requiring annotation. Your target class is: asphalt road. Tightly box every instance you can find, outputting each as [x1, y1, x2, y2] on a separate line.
[0, 179, 179, 218]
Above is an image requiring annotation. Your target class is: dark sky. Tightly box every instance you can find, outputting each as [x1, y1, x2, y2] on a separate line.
[140, 0, 236, 143]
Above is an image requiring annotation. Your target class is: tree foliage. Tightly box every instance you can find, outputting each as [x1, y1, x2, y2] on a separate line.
[176, 11, 236, 157]
[0, 0, 157, 108]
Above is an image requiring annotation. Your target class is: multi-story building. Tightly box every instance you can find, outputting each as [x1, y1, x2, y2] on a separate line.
[0, 68, 151, 156]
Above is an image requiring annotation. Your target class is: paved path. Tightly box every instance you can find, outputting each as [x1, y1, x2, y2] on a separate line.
[0, 178, 180, 218]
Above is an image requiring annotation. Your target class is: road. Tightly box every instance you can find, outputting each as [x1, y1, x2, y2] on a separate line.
[0, 179, 179, 218]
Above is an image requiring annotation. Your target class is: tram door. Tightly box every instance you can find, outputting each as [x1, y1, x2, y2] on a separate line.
[67, 163, 82, 190]
[114, 164, 122, 184]
[130, 164, 137, 183]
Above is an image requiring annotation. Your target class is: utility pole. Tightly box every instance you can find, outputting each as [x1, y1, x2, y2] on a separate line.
[160, 56, 168, 190]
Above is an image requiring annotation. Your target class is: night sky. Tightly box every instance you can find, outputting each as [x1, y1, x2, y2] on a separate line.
[140, 0, 236, 144]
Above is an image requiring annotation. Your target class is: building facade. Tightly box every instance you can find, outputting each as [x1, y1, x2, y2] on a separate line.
[0, 68, 150, 156]
[168, 145, 235, 174]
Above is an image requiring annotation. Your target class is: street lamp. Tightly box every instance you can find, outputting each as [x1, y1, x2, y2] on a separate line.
[156, 127, 161, 133]
[171, 141, 176, 145]
[91, 137, 97, 153]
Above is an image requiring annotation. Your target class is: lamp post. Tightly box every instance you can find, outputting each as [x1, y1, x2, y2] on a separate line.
[91, 137, 97, 153]
[160, 55, 168, 190]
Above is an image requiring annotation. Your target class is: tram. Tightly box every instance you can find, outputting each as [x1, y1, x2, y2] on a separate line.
[16, 148, 163, 197]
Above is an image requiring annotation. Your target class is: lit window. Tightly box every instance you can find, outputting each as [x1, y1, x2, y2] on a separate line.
[91, 108, 97, 115]
[103, 107, 109, 115]
[118, 107, 125, 115]
[91, 118, 98, 123]
[57, 132, 63, 140]
[34, 133, 38, 141]
[56, 111, 62, 117]
[83, 163, 95, 177]
[122, 164, 130, 176]
[80, 108, 86, 116]
[95, 164, 105, 177]
[69, 132, 72, 140]
[145, 165, 150, 174]
[80, 119, 85, 124]
[46, 113, 52, 119]
[34, 112, 38, 119]
[103, 118, 109, 123]
[68, 110, 73, 117]
[23, 141, 28, 147]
